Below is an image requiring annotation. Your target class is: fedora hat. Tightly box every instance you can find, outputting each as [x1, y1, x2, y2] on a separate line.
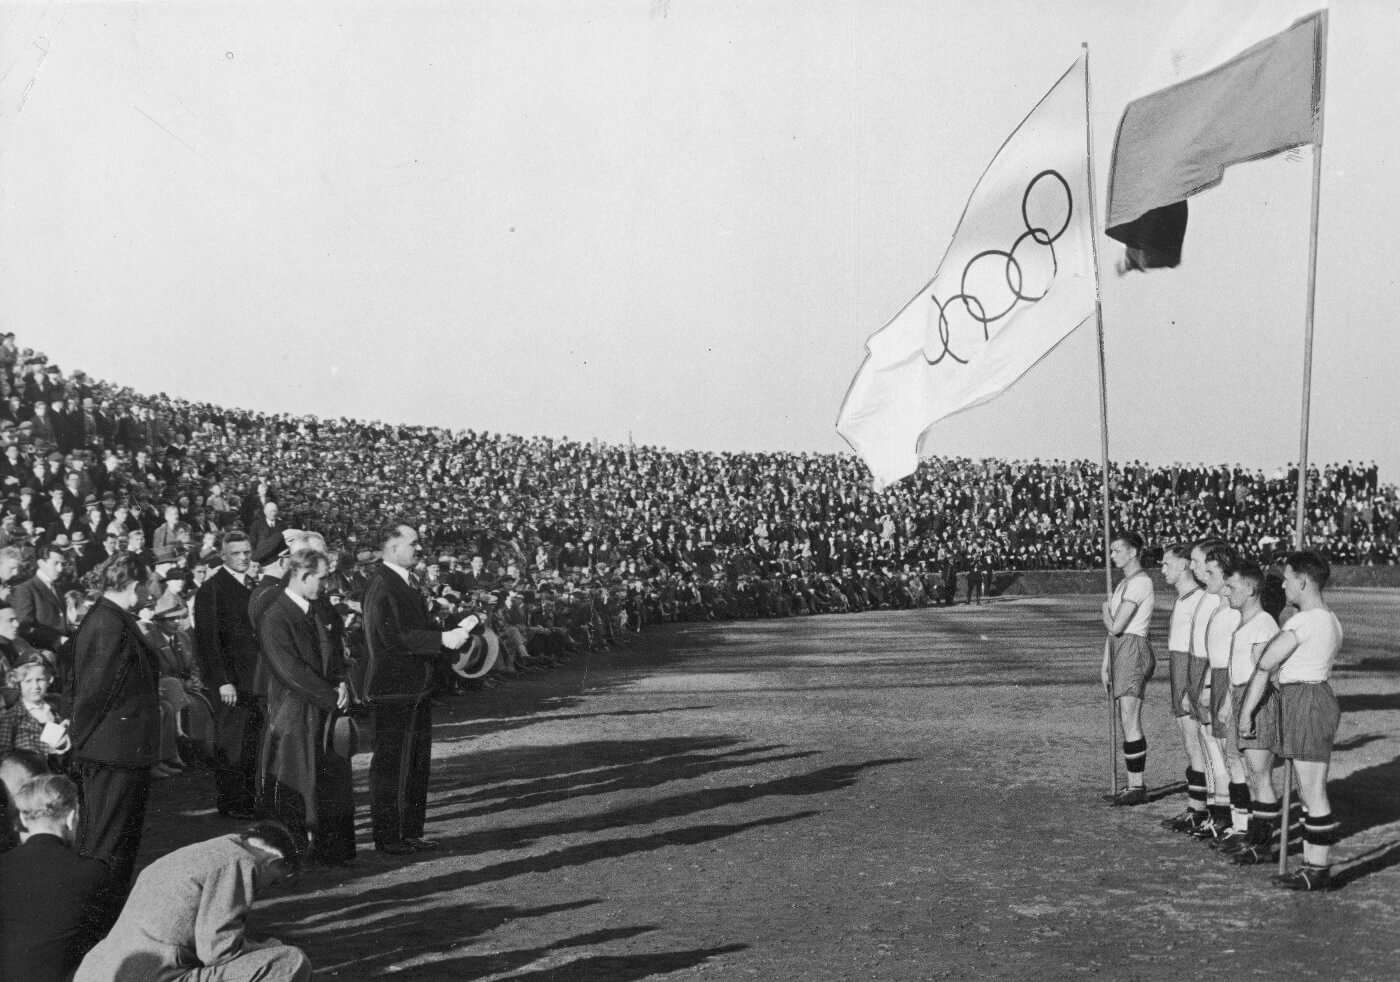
[450, 617, 499, 680]
[323, 712, 360, 760]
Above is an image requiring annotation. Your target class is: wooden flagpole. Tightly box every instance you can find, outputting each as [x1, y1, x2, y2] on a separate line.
[1081, 43, 1118, 798]
[1281, 10, 1329, 879]
[1294, 13, 1328, 555]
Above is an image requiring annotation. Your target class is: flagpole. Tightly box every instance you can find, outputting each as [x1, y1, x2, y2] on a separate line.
[1081, 42, 1118, 798]
[1294, 13, 1328, 552]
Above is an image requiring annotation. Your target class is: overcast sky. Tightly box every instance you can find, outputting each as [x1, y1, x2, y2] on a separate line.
[2, 0, 1396, 481]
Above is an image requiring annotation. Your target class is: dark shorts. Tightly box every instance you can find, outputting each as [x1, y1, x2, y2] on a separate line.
[1168, 649, 1192, 718]
[1208, 668, 1231, 737]
[1187, 656, 1211, 725]
[1110, 634, 1154, 699]
[1264, 682, 1340, 763]
[1240, 683, 1278, 753]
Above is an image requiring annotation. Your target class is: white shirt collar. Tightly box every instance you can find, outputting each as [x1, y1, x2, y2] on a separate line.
[223, 567, 248, 587]
[283, 587, 310, 614]
[383, 560, 414, 586]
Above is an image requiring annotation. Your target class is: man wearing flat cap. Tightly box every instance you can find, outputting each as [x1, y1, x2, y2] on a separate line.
[193, 531, 263, 819]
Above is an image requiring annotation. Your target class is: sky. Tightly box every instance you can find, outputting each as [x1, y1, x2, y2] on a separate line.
[2, 0, 1397, 482]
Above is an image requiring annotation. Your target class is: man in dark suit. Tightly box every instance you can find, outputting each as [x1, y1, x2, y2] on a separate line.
[363, 522, 468, 855]
[13, 543, 69, 651]
[193, 531, 262, 819]
[0, 774, 114, 982]
[248, 500, 283, 556]
[69, 553, 160, 891]
[258, 548, 354, 864]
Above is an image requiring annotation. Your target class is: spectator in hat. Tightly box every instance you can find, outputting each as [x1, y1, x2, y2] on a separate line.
[0, 442, 25, 487]
[138, 596, 186, 778]
[50, 395, 80, 454]
[0, 774, 114, 982]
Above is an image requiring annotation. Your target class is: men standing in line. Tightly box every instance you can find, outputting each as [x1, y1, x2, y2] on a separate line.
[69, 554, 160, 891]
[362, 522, 469, 855]
[258, 548, 354, 865]
[193, 531, 262, 819]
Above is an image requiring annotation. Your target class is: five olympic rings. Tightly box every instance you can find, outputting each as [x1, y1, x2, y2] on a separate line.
[924, 169, 1073, 367]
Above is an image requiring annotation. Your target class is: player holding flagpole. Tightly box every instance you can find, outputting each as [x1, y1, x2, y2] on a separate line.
[1100, 531, 1155, 806]
[1237, 550, 1343, 891]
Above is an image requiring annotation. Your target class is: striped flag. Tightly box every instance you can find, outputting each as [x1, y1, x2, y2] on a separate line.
[1105, 10, 1326, 271]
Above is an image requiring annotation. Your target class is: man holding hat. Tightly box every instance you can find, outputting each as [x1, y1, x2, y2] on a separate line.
[363, 521, 470, 855]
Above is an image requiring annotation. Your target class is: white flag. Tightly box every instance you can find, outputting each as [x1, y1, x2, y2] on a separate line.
[837, 56, 1096, 489]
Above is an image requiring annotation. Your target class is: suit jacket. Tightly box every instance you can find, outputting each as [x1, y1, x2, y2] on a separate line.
[193, 567, 259, 695]
[70, 598, 160, 767]
[363, 564, 444, 702]
[73, 835, 268, 982]
[13, 574, 67, 651]
[0, 833, 114, 982]
[246, 516, 281, 554]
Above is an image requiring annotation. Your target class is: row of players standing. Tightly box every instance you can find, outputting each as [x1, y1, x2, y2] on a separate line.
[1099, 532, 1343, 891]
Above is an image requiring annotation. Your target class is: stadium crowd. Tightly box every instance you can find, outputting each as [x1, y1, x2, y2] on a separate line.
[0, 333, 1392, 978]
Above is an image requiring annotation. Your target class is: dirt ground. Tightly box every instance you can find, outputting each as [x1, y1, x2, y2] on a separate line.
[136, 589, 1400, 980]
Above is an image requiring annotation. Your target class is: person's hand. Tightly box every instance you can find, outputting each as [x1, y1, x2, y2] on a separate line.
[220, 684, 238, 707]
[336, 682, 350, 710]
[441, 627, 469, 650]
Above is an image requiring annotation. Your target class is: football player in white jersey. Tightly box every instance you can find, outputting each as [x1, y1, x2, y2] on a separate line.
[1239, 550, 1344, 891]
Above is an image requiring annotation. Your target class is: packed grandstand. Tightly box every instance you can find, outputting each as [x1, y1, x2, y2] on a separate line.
[3, 334, 1395, 639]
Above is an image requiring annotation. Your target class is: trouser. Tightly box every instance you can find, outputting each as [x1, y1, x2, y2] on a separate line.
[163, 944, 312, 982]
[214, 696, 265, 815]
[74, 759, 151, 892]
[369, 696, 432, 846]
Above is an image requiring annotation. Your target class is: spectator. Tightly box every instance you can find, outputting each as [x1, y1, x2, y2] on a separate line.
[0, 774, 114, 982]
[193, 531, 262, 819]
[69, 554, 161, 892]
[258, 548, 354, 865]
[1, 747, 49, 852]
[14, 541, 71, 651]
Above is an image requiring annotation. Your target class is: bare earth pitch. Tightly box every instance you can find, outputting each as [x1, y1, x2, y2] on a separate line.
[137, 590, 1400, 980]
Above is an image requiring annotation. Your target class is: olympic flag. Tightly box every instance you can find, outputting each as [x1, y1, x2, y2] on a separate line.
[837, 55, 1095, 490]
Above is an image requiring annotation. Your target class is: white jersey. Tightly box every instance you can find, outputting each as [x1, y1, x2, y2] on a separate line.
[1277, 607, 1343, 684]
[1168, 588, 1204, 653]
[1204, 597, 1240, 670]
[1189, 591, 1222, 661]
[1110, 572, 1154, 638]
[1228, 609, 1278, 686]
